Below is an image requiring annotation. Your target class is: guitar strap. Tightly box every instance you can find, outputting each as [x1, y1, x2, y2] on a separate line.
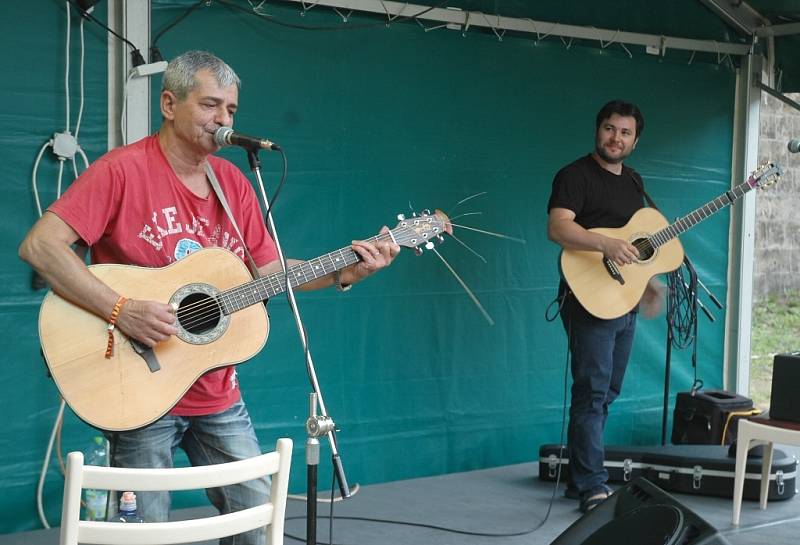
[629, 170, 660, 211]
[204, 161, 261, 278]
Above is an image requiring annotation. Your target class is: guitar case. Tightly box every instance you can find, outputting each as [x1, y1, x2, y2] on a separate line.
[538, 443, 797, 501]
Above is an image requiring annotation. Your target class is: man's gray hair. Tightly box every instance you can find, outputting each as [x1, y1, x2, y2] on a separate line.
[162, 51, 241, 100]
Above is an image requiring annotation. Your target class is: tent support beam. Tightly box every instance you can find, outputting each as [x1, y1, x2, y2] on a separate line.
[757, 81, 800, 113]
[697, 0, 767, 36]
[725, 52, 762, 396]
[278, 0, 752, 56]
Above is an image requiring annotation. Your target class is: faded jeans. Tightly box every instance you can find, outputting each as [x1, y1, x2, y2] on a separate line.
[105, 398, 269, 545]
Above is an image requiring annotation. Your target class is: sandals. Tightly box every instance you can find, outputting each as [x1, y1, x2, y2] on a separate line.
[579, 486, 612, 513]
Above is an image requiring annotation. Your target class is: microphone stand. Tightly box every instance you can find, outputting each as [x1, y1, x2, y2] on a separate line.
[244, 148, 351, 545]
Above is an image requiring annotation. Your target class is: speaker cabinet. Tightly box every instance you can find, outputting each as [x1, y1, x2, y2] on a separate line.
[551, 477, 729, 545]
[770, 352, 800, 423]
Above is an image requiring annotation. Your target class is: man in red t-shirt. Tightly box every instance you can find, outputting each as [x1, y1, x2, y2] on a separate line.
[20, 51, 399, 543]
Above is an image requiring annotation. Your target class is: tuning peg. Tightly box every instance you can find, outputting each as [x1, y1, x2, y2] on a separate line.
[414, 247, 423, 256]
[422, 208, 431, 215]
[397, 213, 406, 221]
[411, 212, 418, 217]
[436, 235, 445, 244]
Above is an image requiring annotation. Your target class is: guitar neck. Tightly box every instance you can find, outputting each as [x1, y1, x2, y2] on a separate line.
[650, 178, 755, 248]
[217, 233, 386, 314]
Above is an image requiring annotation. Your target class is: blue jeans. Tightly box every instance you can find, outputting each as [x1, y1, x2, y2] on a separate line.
[560, 293, 637, 497]
[105, 398, 269, 545]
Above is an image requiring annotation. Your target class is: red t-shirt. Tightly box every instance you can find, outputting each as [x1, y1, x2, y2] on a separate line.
[48, 134, 277, 416]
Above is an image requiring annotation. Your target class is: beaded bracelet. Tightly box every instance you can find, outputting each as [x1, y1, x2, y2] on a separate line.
[104, 295, 128, 359]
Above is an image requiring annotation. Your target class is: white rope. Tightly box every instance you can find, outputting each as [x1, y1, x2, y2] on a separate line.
[480, 13, 506, 41]
[598, 28, 621, 49]
[379, 0, 408, 22]
[299, 0, 319, 15]
[332, 7, 353, 22]
[416, 18, 448, 32]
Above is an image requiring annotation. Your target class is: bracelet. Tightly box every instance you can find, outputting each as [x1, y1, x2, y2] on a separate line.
[333, 270, 351, 292]
[105, 295, 128, 359]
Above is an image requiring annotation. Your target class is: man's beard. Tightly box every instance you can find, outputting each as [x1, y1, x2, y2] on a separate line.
[595, 144, 629, 164]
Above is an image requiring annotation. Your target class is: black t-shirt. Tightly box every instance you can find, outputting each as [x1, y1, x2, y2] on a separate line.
[547, 154, 645, 229]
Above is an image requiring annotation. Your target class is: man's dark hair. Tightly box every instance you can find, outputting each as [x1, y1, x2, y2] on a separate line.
[595, 100, 644, 138]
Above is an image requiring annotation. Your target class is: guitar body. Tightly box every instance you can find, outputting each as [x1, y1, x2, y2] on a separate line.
[39, 247, 269, 431]
[560, 207, 685, 319]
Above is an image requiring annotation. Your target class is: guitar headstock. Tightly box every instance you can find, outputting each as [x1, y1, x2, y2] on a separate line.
[748, 162, 783, 190]
[391, 209, 452, 253]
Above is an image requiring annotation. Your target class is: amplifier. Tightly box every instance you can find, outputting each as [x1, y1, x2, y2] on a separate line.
[770, 352, 800, 422]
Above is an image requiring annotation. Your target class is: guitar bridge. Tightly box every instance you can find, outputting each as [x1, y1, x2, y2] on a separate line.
[131, 339, 161, 373]
[603, 257, 625, 285]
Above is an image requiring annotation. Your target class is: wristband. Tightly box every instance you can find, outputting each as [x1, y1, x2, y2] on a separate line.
[105, 295, 127, 359]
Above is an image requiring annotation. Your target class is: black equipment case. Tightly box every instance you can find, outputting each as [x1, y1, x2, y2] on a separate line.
[671, 389, 756, 445]
[538, 443, 797, 501]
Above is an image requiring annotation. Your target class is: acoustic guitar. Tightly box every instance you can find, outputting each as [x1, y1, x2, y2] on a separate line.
[39, 210, 449, 431]
[560, 163, 782, 320]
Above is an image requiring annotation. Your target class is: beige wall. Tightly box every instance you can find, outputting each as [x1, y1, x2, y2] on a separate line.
[755, 92, 800, 300]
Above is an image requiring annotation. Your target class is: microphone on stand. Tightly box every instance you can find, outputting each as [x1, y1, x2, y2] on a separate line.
[214, 126, 281, 151]
[789, 139, 799, 153]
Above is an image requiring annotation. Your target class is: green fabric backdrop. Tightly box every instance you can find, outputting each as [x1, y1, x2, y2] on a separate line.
[1, 1, 735, 533]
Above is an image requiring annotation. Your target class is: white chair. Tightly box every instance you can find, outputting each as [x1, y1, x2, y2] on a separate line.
[59, 438, 292, 545]
[732, 417, 800, 525]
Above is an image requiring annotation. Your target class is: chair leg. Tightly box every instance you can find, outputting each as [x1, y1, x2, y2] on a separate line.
[760, 441, 774, 510]
[732, 432, 751, 526]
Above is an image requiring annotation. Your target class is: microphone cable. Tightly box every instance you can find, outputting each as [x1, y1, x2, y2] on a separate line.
[277, 290, 572, 545]
[666, 259, 700, 383]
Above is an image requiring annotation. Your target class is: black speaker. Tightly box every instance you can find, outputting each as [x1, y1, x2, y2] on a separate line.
[551, 477, 729, 545]
[770, 352, 800, 423]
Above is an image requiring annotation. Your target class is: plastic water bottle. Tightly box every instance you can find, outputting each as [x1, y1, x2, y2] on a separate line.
[82, 436, 108, 521]
[114, 491, 144, 523]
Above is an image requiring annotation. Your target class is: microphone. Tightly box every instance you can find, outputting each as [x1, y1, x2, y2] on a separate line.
[789, 139, 800, 153]
[214, 126, 281, 151]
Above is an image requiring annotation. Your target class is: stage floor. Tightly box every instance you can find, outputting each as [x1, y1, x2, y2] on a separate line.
[3, 452, 798, 544]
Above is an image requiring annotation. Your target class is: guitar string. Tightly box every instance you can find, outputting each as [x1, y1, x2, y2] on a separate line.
[175, 237, 380, 329]
[623, 190, 744, 257]
[174, 228, 437, 331]
[173, 214, 447, 328]
[175, 231, 411, 330]
[173, 232, 389, 323]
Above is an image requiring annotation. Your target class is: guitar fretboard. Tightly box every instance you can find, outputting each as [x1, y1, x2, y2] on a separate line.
[216, 233, 384, 314]
[649, 178, 755, 249]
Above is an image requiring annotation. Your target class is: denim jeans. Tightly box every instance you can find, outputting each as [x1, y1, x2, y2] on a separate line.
[560, 293, 637, 497]
[105, 398, 269, 545]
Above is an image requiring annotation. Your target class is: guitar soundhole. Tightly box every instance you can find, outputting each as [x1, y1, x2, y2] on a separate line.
[177, 292, 222, 335]
[633, 237, 656, 261]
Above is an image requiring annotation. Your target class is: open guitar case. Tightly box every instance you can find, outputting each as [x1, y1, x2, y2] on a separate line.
[538, 443, 797, 501]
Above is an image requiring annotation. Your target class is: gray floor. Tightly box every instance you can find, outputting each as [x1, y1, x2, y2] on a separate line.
[3, 452, 799, 545]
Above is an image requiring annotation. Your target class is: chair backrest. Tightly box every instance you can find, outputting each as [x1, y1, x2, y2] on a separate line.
[59, 438, 292, 545]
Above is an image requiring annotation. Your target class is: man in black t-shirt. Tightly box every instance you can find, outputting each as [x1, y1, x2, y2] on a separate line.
[546, 100, 663, 513]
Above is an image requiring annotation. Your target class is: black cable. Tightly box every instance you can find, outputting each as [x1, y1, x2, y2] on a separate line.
[67, 0, 136, 50]
[280, 297, 572, 545]
[665, 261, 698, 351]
[67, 0, 147, 66]
[267, 147, 288, 216]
